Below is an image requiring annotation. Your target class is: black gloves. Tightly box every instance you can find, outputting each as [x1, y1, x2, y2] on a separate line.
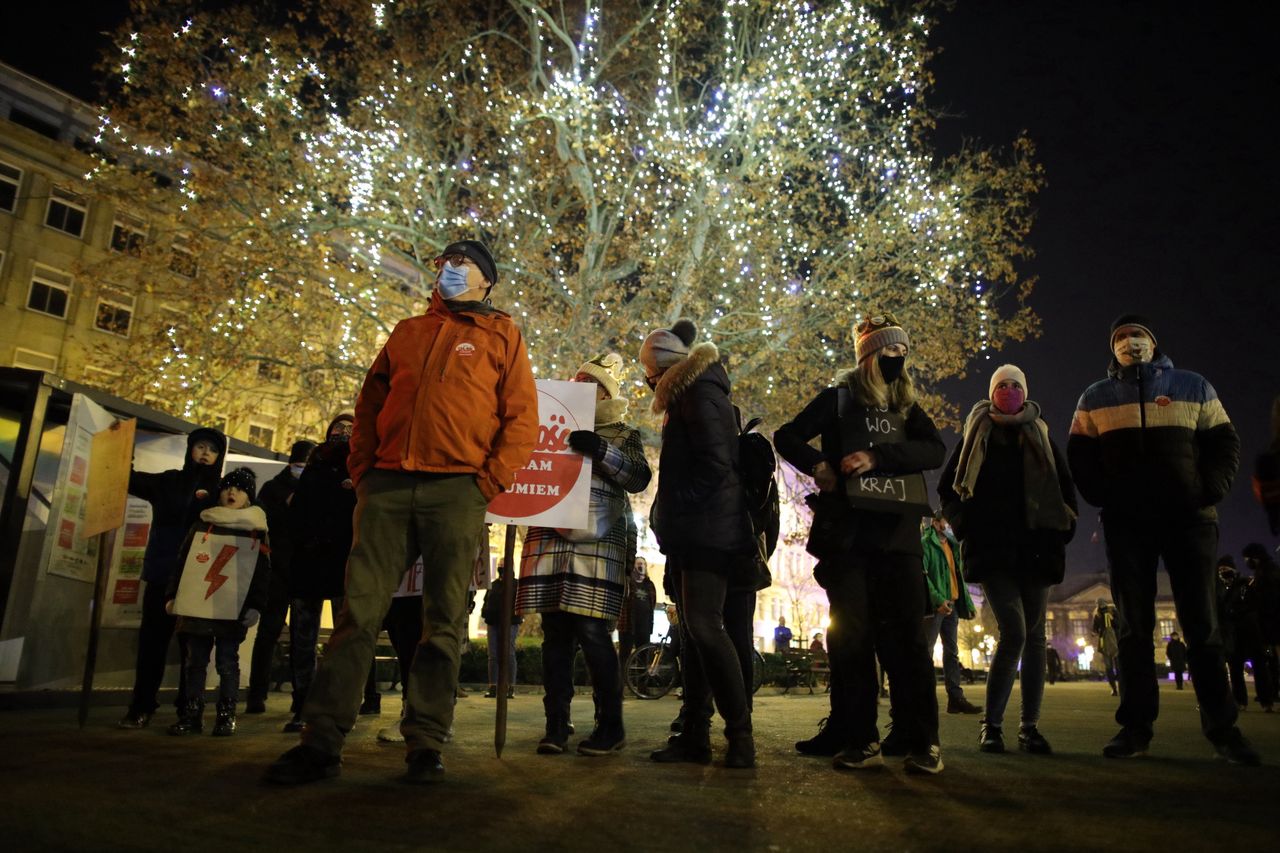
[567, 430, 607, 462]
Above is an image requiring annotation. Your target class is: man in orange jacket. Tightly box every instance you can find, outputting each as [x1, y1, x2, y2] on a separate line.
[268, 239, 538, 785]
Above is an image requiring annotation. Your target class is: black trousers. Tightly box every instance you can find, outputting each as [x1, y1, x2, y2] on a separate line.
[667, 549, 753, 740]
[247, 573, 290, 704]
[184, 633, 241, 712]
[824, 548, 937, 752]
[1103, 516, 1237, 741]
[383, 595, 424, 699]
[127, 581, 188, 715]
[1227, 626, 1275, 708]
[541, 611, 622, 732]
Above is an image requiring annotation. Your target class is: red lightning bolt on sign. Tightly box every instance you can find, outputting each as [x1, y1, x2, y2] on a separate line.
[204, 544, 239, 600]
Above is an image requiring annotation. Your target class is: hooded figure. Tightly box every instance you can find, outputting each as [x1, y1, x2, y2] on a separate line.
[289, 415, 357, 601]
[117, 425, 227, 730]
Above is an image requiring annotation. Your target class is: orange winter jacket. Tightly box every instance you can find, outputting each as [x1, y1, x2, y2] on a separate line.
[348, 292, 538, 501]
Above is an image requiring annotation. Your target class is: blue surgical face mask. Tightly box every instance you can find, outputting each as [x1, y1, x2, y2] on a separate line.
[437, 263, 471, 299]
[289, 463, 306, 478]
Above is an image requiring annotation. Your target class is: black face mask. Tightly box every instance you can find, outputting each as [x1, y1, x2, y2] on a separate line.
[878, 354, 905, 383]
[329, 432, 350, 443]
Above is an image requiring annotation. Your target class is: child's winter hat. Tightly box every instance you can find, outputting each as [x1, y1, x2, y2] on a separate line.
[577, 352, 624, 398]
[854, 313, 910, 363]
[1109, 313, 1157, 350]
[639, 319, 698, 379]
[218, 467, 258, 503]
[288, 440, 316, 464]
[989, 364, 1028, 398]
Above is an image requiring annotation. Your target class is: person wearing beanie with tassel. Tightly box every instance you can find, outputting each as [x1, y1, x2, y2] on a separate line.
[640, 319, 759, 769]
[164, 467, 271, 737]
[516, 352, 652, 757]
[938, 364, 1077, 756]
[774, 313, 946, 774]
[1068, 314, 1259, 765]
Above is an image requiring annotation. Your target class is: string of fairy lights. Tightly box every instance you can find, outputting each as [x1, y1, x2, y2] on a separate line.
[87, 0, 1018, 418]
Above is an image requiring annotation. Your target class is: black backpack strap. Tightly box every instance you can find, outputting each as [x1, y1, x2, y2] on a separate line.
[742, 416, 763, 436]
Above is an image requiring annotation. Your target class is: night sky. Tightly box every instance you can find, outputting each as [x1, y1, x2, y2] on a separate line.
[4, 3, 1276, 570]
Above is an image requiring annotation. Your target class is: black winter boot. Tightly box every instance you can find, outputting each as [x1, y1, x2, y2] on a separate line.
[212, 700, 237, 737]
[795, 717, 847, 756]
[537, 715, 570, 755]
[650, 725, 712, 764]
[724, 734, 756, 769]
[168, 701, 203, 736]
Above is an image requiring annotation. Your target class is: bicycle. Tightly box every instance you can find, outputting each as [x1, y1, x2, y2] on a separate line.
[624, 630, 764, 699]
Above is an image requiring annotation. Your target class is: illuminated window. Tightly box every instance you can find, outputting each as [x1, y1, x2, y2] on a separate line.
[27, 264, 73, 319]
[0, 160, 21, 213]
[45, 187, 87, 238]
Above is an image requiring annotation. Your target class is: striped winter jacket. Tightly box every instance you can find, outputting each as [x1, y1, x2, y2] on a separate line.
[1067, 354, 1239, 521]
[515, 421, 652, 621]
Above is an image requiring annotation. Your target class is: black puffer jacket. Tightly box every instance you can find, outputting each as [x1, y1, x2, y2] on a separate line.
[937, 420, 1077, 585]
[649, 342, 754, 555]
[128, 427, 226, 584]
[288, 438, 356, 599]
[774, 379, 945, 556]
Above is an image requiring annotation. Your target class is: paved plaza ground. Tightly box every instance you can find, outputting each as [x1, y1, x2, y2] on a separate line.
[1, 681, 1277, 851]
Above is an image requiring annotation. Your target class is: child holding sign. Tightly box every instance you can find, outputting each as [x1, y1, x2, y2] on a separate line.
[165, 468, 270, 737]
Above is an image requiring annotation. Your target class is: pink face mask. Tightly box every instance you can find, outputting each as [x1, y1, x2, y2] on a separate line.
[992, 386, 1025, 415]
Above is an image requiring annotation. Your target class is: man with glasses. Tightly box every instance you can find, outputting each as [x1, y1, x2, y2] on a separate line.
[267, 239, 538, 784]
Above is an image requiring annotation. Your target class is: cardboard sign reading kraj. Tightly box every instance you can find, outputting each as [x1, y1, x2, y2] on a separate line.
[485, 379, 595, 529]
[172, 530, 260, 620]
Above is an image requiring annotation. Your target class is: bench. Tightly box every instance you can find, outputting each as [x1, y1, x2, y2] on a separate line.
[781, 647, 817, 694]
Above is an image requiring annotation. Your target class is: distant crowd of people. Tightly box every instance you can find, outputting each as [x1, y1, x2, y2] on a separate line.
[112, 238, 1276, 786]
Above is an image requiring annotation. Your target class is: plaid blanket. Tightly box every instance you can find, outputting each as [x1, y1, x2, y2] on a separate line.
[516, 422, 650, 620]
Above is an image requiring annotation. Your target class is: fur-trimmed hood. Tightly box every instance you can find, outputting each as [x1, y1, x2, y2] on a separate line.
[652, 342, 721, 414]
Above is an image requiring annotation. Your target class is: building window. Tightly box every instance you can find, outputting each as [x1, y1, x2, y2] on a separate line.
[257, 361, 283, 382]
[1070, 619, 1089, 639]
[1158, 619, 1177, 640]
[169, 234, 197, 277]
[110, 214, 147, 256]
[248, 422, 276, 451]
[27, 265, 73, 319]
[94, 288, 135, 337]
[206, 415, 229, 436]
[45, 187, 87, 238]
[0, 160, 21, 213]
[12, 348, 58, 372]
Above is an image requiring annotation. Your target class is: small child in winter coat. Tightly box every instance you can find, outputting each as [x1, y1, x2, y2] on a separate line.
[165, 467, 270, 737]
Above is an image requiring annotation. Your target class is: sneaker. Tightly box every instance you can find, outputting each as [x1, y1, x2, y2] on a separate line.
[1017, 725, 1052, 755]
[650, 732, 712, 765]
[537, 733, 568, 755]
[904, 745, 944, 775]
[833, 741, 883, 771]
[403, 748, 446, 784]
[947, 696, 982, 715]
[117, 710, 153, 730]
[1213, 730, 1262, 766]
[265, 744, 341, 784]
[1102, 728, 1150, 759]
[879, 726, 908, 758]
[507, 688, 516, 699]
[978, 722, 1005, 754]
[577, 727, 626, 756]
[484, 686, 497, 698]
[795, 717, 844, 757]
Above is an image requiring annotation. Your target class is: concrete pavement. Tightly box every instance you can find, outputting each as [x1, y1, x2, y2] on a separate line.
[1, 681, 1277, 851]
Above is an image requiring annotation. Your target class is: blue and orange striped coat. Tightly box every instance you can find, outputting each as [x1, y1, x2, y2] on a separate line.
[1067, 354, 1239, 520]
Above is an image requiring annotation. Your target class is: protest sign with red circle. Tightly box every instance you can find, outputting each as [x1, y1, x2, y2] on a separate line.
[486, 380, 595, 528]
